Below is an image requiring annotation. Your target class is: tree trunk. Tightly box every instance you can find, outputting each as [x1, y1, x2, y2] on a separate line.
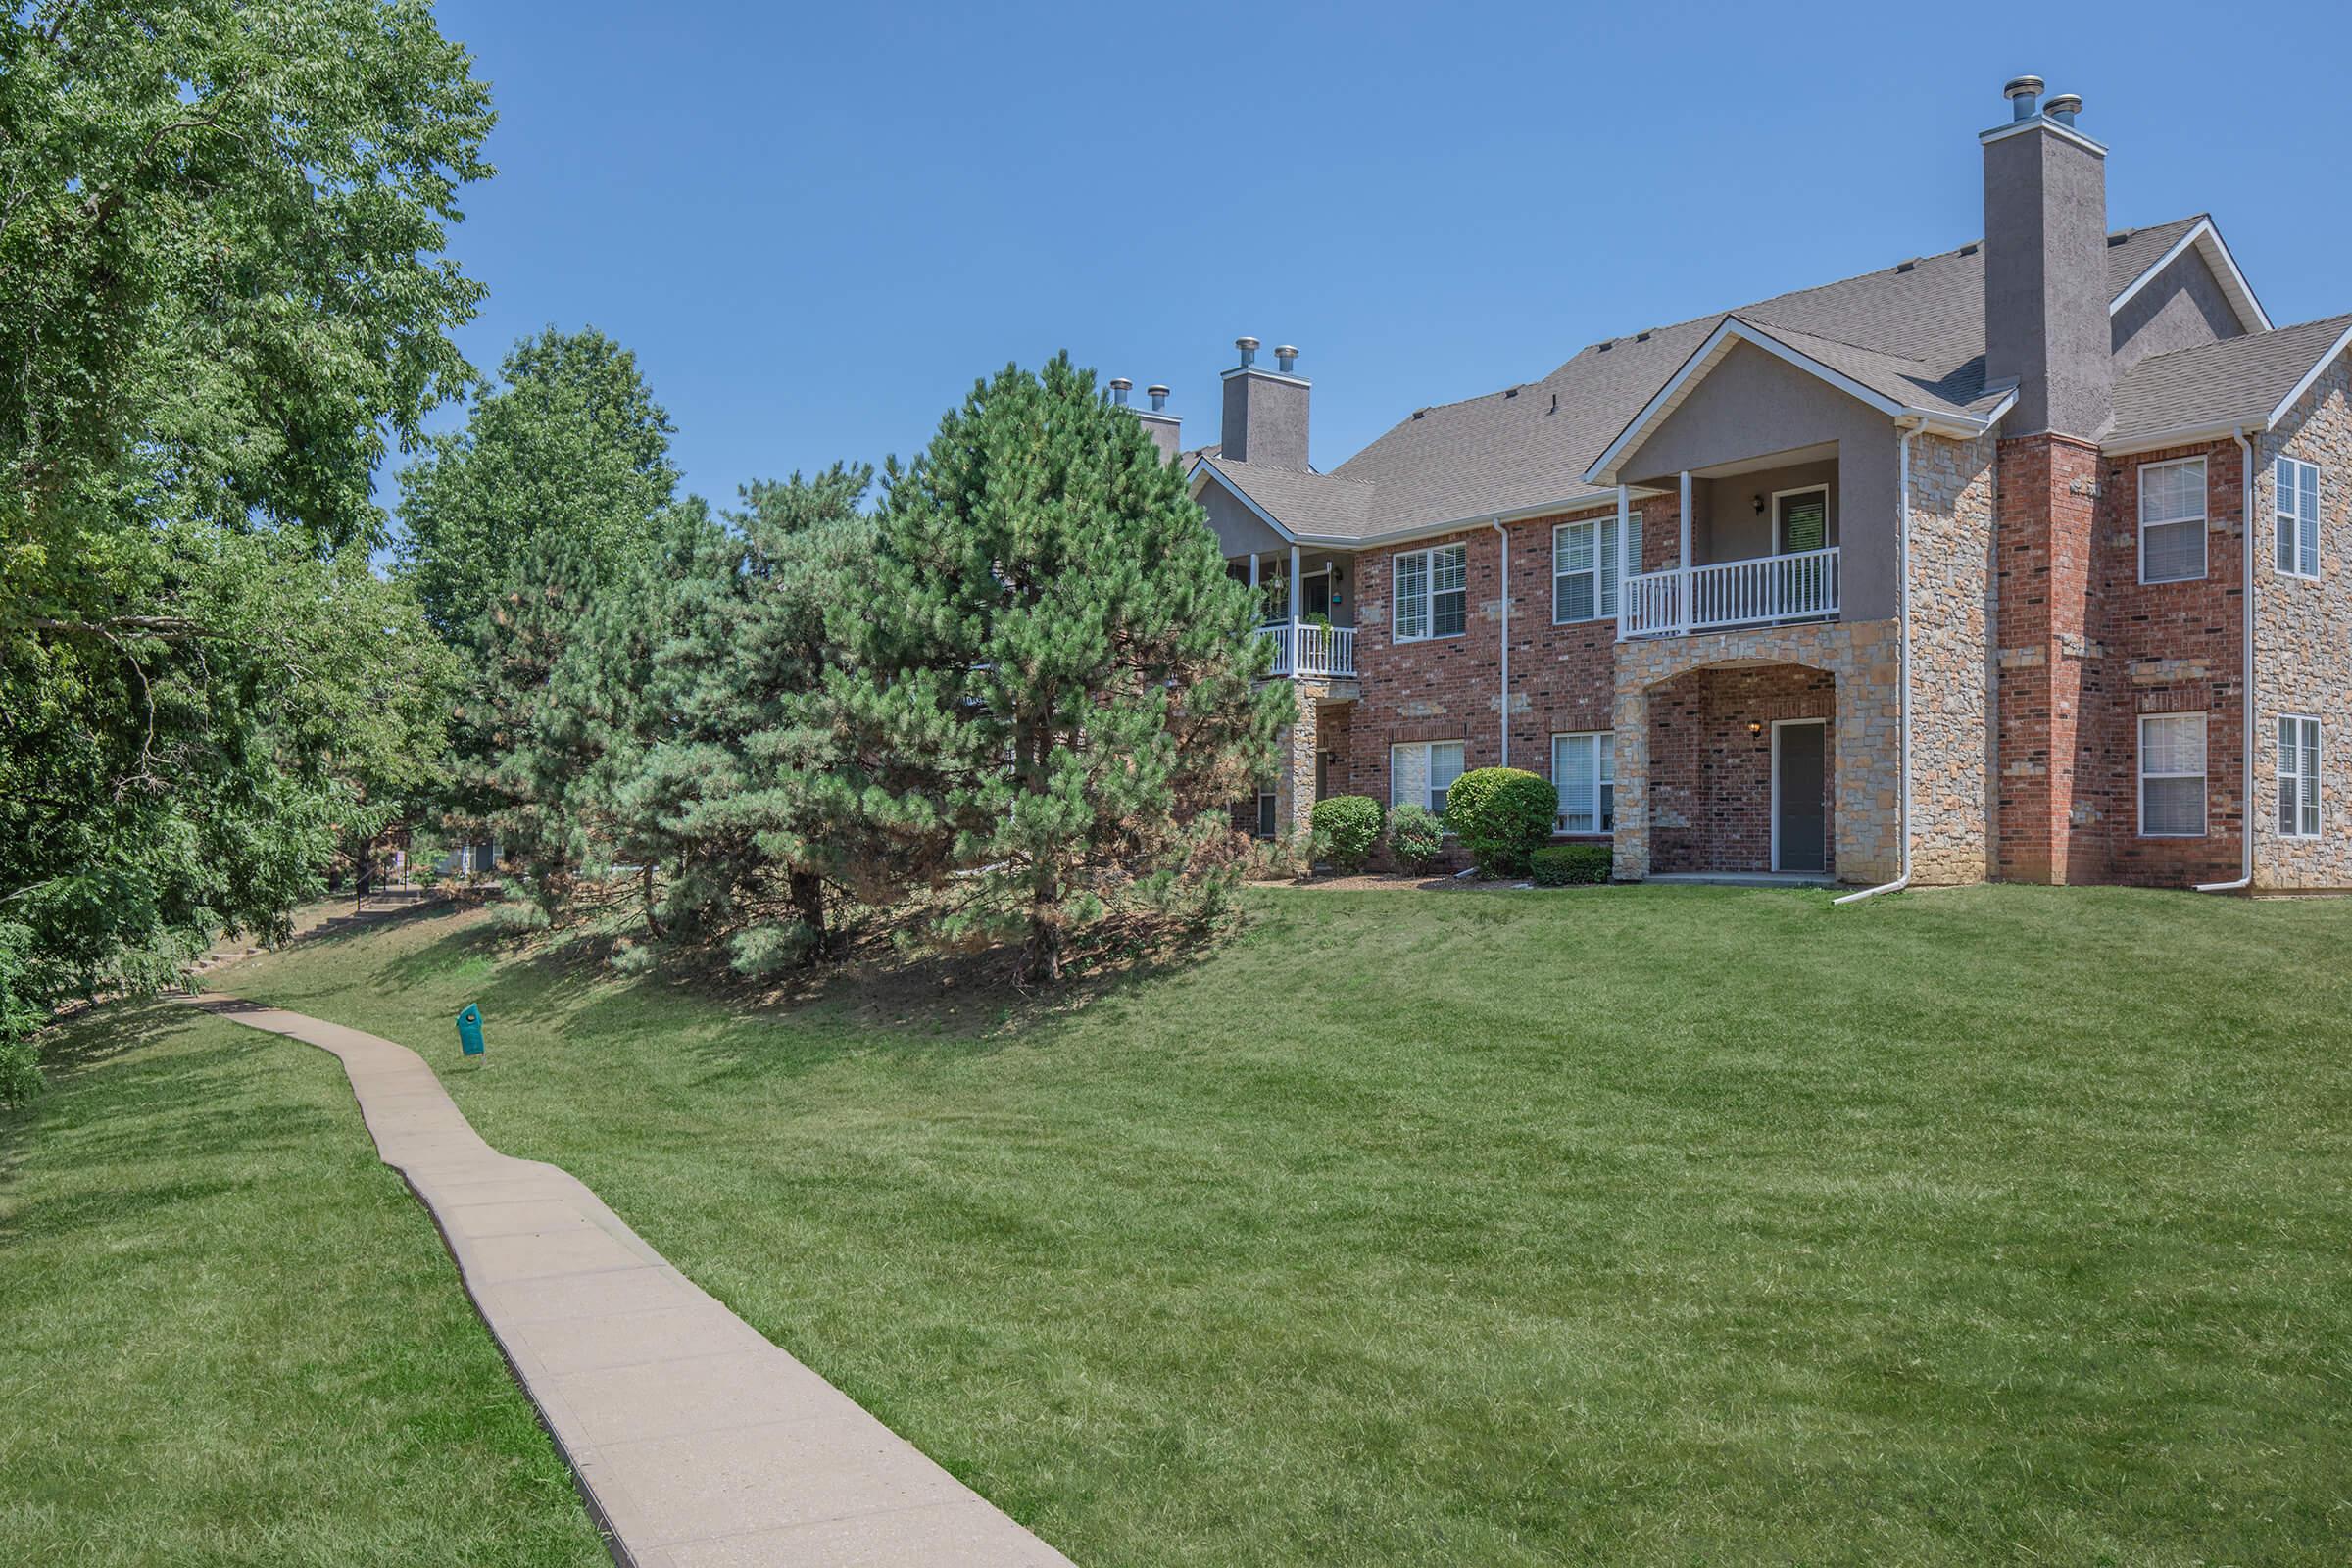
[789, 868, 828, 964]
[640, 861, 663, 939]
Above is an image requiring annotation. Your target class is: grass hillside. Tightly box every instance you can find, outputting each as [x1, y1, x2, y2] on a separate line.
[195, 883, 2352, 1566]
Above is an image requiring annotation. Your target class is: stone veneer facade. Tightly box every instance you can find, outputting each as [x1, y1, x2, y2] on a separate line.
[2251, 354, 2352, 888]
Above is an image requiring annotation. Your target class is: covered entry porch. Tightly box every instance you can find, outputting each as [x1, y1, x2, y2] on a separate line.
[1612, 622, 1902, 885]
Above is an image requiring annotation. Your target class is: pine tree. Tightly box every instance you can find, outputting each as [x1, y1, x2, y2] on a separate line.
[840, 355, 1289, 983]
[553, 469, 880, 969]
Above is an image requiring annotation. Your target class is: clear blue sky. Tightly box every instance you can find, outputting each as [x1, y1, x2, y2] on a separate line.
[415, 0, 2352, 509]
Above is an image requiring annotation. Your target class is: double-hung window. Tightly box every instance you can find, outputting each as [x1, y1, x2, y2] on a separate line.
[1393, 544, 1467, 641]
[2138, 457, 2207, 583]
[2278, 715, 2322, 839]
[1391, 740, 1464, 817]
[2138, 712, 2208, 837]
[2276, 457, 2322, 579]
[1551, 732, 1615, 833]
[1552, 514, 1642, 623]
[1254, 791, 1279, 840]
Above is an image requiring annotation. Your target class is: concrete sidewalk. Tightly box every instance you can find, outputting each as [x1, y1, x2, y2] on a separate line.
[190, 997, 1074, 1568]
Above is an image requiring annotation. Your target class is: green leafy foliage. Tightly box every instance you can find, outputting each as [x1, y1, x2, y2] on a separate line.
[835, 355, 1291, 981]
[1386, 804, 1446, 874]
[407, 328, 682, 921]
[396, 328, 681, 637]
[1445, 767, 1558, 877]
[1308, 796, 1384, 874]
[0, 0, 491, 1094]
[1531, 844, 1612, 886]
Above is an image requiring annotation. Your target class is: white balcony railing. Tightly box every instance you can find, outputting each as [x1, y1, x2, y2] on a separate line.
[1259, 619, 1357, 679]
[1619, 546, 1840, 639]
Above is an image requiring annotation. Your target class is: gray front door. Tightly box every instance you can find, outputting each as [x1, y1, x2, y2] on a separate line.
[1774, 722, 1826, 873]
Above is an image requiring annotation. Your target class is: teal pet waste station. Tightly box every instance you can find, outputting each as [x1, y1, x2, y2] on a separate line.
[457, 1004, 485, 1057]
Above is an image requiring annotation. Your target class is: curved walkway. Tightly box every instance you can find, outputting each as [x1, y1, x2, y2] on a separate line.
[189, 997, 1073, 1568]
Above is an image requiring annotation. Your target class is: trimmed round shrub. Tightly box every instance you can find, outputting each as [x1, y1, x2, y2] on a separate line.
[1387, 803, 1445, 874]
[1531, 843, 1612, 886]
[1445, 767, 1557, 876]
[1307, 794, 1384, 874]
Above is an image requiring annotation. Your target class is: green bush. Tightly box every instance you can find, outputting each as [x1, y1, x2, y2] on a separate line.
[1531, 844, 1612, 886]
[1307, 795, 1384, 874]
[1387, 804, 1445, 874]
[1445, 767, 1557, 876]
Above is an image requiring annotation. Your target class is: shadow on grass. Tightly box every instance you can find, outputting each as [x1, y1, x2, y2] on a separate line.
[367, 903, 1231, 1085]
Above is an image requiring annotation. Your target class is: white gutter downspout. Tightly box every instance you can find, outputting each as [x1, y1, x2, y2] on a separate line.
[1836, 422, 1921, 906]
[2197, 427, 2262, 892]
[1490, 516, 1510, 766]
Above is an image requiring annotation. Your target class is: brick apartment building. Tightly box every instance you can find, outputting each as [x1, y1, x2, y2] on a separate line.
[1152, 76, 2351, 892]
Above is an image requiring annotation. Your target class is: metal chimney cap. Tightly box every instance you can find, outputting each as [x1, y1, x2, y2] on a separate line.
[1107, 376, 1133, 390]
[1275, 344, 1298, 359]
[2044, 92, 2082, 124]
[1235, 336, 1260, 351]
[2004, 74, 2044, 120]
[1145, 383, 1169, 398]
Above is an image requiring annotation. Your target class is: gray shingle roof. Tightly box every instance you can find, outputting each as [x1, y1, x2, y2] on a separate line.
[1214, 216, 2216, 541]
[2106, 314, 2352, 447]
[1197, 455, 1373, 539]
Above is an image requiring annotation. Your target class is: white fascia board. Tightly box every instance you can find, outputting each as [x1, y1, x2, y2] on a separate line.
[1347, 494, 1628, 551]
[1582, 317, 1910, 485]
[2110, 217, 2272, 334]
[2266, 320, 2352, 427]
[2100, 418, 2260, 457]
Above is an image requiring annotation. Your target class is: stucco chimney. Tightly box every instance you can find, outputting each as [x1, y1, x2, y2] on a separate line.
[1982, 74, 2111, 438]
[1220, 337, 1310, 468]
[1135, 383, 1180, 461]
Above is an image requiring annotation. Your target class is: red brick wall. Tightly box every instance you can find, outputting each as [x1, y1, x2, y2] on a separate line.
[1995, 433, 2246, 887]
[1993, 433, 2101, 882]
[1348, 497, 1676, 827]
[1646, 665, 1837, 874]
[2089, 440, 2245, 886]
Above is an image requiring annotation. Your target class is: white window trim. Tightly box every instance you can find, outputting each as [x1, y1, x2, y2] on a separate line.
[2137, 711, 2208, 838]
[1549, 731, 1615, 835]
[1768, 484, 1832, 555]
[1551, 515, 1638, 625]
[2275, 456, 2322, 581]
[1392, 544, 1467, 643]
[2278, 713, 2323, 840]
[2137, 456, 2208, 585]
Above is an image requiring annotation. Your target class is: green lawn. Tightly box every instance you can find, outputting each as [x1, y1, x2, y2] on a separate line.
[48, 884, 2352, 1564]
[0, 1000, 608, 1567]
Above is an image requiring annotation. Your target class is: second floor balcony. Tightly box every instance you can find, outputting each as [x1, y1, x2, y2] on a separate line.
[1621, 546, 1840, 639]
[1259, 618, 1357, 679]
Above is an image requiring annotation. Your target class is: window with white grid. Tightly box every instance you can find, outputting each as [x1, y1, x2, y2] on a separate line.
[2276, 457, 2321, 579]
[1552, 515, 1642, 623]
[1551, 732, 1615, 833]
[1391, 740, 1464, 816]
[2138, 712, 2207, 837]
[1392, 544, 1466, 641]
[2278, 715, 2322, 839]
[2138, 457, 2207, 584]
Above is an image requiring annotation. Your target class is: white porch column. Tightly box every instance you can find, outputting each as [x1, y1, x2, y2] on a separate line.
[1288, 544, 1301, 624]
[1248, 553, 1259, 592]
[1678, 471, 1693, 633]
[1616, 483, 1632, 638]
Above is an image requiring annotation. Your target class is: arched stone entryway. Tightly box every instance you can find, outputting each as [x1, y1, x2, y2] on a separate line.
[1613, 622, 1901, 883]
